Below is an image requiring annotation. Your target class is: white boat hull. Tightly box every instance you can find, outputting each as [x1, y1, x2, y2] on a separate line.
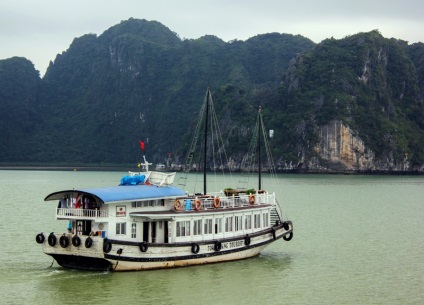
[41, 222, 292, 271]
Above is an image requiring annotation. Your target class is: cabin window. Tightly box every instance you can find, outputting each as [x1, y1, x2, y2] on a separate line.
[235, 216, 243, 231]
[214, 218, 222, 234]
[132, 201, 142, 208]
[263, 213, 269, 227]
[131, 223, 137, 238]
[245, 215, 252, 230]
[204, 219, 213, 234]
[193, 219, 202, 235]
[176, 221, 190, 237]
[116, 222, 127, 235]
[225, 216, 233, 232]
[254, 214, 261, 229]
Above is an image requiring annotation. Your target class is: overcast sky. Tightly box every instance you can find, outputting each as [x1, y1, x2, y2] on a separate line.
[1, 0, 423, 76]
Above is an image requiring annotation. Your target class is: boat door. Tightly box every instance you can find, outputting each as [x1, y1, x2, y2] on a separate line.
[151, 222, 156, 243]
[76, 220, 91, 235]
[142, 221, 157, 243]
[143, 222, 149, 242]
[164, 221, 168, 243]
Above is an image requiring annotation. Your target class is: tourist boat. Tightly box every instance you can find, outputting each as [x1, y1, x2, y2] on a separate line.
[35, 88, 293, 271]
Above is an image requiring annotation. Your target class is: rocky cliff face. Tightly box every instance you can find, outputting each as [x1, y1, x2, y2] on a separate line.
[307, 120, 419, 173]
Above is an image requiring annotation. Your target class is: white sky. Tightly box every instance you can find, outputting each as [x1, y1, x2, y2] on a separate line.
[1, 0, 423, 76]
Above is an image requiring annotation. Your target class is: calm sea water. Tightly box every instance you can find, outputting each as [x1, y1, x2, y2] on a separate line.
[0, 170, 423, 305]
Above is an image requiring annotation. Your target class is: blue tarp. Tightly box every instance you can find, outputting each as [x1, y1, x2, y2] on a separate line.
[120, 175, 145, 186]
[44, 184, 187, 204]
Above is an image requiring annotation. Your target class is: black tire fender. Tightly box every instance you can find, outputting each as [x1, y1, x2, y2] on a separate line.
[214, 240, 222, 251]
[85, 237, 93, 248]
[139, 241, 148, 252]
[283, 231, 293, 241]
[103, 240, 112, 253]
[36, 233, 45, 244]
[71, 235, 81, 247]
[191, 243, 200, 254]
[48, 233, 57, 247]
[244, 235, 251, 246]
[59, 235, 69, 248]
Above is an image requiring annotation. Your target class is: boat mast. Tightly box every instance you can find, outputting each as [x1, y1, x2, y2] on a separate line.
[258, 106, 262, 190]
[203, 88, 210, 195]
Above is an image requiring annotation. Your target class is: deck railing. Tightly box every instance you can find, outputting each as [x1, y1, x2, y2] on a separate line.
[184, 192, 276, 211]
[56, 208, 108, 218]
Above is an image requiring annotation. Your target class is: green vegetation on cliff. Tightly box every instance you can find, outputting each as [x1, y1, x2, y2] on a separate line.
[1, 21, 424, 171]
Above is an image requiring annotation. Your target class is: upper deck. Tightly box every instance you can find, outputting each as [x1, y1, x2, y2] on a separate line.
[51, 188, 279, 221]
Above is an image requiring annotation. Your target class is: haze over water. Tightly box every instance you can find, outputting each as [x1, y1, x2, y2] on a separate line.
[0, 170, 423, 304]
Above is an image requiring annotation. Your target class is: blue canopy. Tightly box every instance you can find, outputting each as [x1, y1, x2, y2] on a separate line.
[44, 184, 187, 204]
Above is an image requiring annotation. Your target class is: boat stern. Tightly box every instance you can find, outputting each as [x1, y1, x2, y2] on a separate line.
[36, 233, 112, 271]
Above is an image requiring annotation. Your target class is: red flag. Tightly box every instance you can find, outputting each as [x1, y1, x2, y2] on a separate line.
[139, 140, 145, 151]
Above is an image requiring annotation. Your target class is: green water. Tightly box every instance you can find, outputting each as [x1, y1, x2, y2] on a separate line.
[0, 170, 423, 304]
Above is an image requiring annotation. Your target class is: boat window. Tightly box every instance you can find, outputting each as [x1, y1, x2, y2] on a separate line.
[254, 214, 261, 229]
[263, 213, 269, 227]
[225, 216, 233, 232]
[245, 215, 252, 230]
[176, 221, 190, 237]
[193, 219, 202, 235]
[132, 200, 160, 208]
[132, 201, 142, 208]
[235, 216, 243, 231]
[204, 219, 213, 234]
[214, 218, 222, 234]
[131, 223, 137, 238]
[116, 222, 127, 235]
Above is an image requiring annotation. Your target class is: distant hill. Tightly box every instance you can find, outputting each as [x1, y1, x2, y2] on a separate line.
[1, 19, 423, 173]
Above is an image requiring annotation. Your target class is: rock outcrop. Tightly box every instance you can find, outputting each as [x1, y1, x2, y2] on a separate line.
[307, 120, 416, 173]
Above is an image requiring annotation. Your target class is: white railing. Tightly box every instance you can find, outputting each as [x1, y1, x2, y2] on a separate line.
[181, 192, 276, 211]
[56, 208, 108, 218]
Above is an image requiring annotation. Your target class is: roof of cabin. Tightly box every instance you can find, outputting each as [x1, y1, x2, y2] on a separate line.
[44, 185, 187, 204]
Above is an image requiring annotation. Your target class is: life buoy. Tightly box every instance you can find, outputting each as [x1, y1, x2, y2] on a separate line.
[139, 241, 148, 252]
[174, 199, 182, 211]
[59, 235, 69, 248]
[244, 235, 251, 246]
[72, 235, 81, 247]
[85, 237, 93, 248]
[283, 222, 290, 230]
[213, 197, 221, 208]
[36, 233, 45, 244]
[271, 228, 276, 240]
[191, 243, 200, 254]
[283, 232, 293, 241]
[103, 240, 112, 253]
[249, 194, 256, 205]
[48, 233, 57, 247]
[214, 240, 222, 251]
[194, 199, 202, 211]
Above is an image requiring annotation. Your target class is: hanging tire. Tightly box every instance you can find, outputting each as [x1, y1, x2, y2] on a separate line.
[85, 237, 93, 248]
[283, 222, 290, 230]
[139, 241, 148, 252]
[103, 240, 112, 253]
[35, 233, 45, 244]
[214, 240, 222, 251]
[244, 235, 251, 246]
[191, 243, 200, 254]
[59, 235, 69, 248]
[283, 232, 293, 241]
[48, 233, 57, 247]
[72, 235, 81, 247]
